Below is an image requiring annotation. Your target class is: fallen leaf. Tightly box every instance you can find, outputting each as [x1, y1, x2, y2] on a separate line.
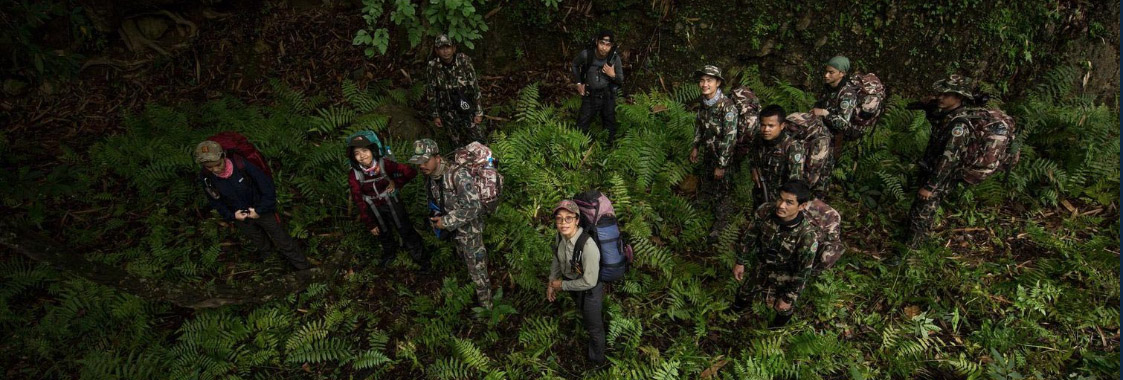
[700, 357, 728, 379]
[904, 305, 921, 318]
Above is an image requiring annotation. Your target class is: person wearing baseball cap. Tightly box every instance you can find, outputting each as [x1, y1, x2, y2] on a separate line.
[409, 138, 494, 308]
[546, 199, 606, 366]
[427, 33, 485, 146]
[194, 139, 312, 271]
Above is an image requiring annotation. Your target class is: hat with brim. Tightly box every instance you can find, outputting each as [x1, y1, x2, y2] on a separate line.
[348, 135, 374, 148]
[932, 74, 975, 99]
[194, 140, 224, 164]
[553, 200, 579, 216]
[434, 34, 453, 47]
[407, 139, 440, 165]
[693, 65, 725, 82]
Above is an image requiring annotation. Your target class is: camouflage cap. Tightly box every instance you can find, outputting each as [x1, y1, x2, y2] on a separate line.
[932, 74, 975, 98]
[434, 34, 453, 47]
[693, 65, 725, 83]
[407, 139, 440, 164]
[553, 200, 579, 217]
[194, 140, 224, 164]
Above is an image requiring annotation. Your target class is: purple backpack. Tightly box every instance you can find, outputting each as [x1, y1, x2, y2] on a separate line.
[572, 190, 633, 282]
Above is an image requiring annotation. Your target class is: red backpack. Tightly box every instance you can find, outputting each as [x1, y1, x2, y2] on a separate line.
[205, 131, 272, 178]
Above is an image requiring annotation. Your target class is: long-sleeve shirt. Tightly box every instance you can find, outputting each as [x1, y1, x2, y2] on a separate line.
[348, 159, 416, 229]
[571, 49, 623, 90]
[425, 162, 483, 232]
[693, 93, 739, 167]
[549, 227, 601, 291]
[737, 204, 819, 294]
[922, 106, 973, 192]
[426, 52, 482, 118]
[199, 156, 277, 221]
[816, 78, 859, 138]
[749, 132, 805, 203]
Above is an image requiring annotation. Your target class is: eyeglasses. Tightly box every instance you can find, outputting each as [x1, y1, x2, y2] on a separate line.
[555, 216, 577, 224]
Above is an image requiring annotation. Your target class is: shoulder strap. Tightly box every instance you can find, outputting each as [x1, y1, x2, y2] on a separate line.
[571, 231, 591, 269]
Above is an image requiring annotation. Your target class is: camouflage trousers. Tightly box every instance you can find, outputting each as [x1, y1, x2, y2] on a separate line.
[805, 138, 835, 200]
[699, 160, 736, 237]
[438, 109, 485, 148]
[906, 187, 948, 248]
[902, 174, 956, 247]
[452, 220, 492, 308]
[734, 265, 805, 316]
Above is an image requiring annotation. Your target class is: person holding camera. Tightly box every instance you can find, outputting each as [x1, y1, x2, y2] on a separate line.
[408, 138, 493, 309]
[426, 34, 485, 147]
[571, 29, 624, 146]
[194, 140, 312, 271]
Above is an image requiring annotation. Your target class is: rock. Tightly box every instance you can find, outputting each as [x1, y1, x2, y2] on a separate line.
[3, 79, 28, 96]
[373, 104, 428, 143]
[136, 16, 169, 40]
[796, 13, 812, 31]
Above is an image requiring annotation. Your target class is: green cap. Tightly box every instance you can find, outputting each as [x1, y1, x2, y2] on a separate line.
[827, 56, 850, 73]
[932, 74, 975, 98]
[408, 139, 440, 164]
[194, 140, 224, 164]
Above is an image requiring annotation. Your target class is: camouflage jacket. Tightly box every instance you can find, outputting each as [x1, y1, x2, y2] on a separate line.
[749, 132, 805, 203]
[425, 160, 484, 233]
[816, 79, 859, 138]
[920, 106, 973, 192]
[737, 203, 819, 292]
[692, 92, 739, 167]
[804, 199, 843, 270]
[426, 52, 483, 119]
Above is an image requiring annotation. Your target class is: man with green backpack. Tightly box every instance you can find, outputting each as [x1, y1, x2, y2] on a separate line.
[346, 131, 430, 271]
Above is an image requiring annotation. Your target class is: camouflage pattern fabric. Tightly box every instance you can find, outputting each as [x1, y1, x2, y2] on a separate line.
[804, 199, 843, 271]
[749, 132, 805, 207]
[817, 78, 859, 139]
[426, 160, 492, 308]
[426, 52, 484, 146]
[785, 113, 834, 199]
[908, 105, 973, 247]
[735, 203, 820, 316]
[693, 93, 739, 168]
[729, 86, 762, 154]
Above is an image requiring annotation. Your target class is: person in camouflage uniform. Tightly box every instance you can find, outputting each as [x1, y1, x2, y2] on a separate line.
[812, 56, 859, 157]
[689, 65, 740, 238]
[804, 197, 843, 273]
[784, 112, 834, 199]
[409, 139, 493, 308]
[749, 105, 805, 209]
[426, 34, 484, 147]
[731, 180, 820, 328]
[905, 75, 976, 248]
